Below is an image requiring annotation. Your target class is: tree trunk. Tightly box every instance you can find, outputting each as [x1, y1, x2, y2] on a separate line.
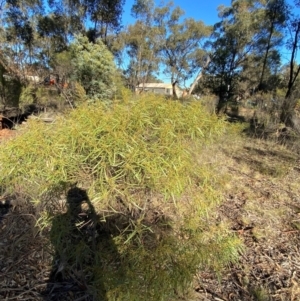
[188, 55, 211, 96]
[258, 24, 274, 90]
[172, 79, 178, 99]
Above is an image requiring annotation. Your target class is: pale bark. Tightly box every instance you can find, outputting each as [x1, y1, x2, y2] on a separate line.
[188, 55, 211, 96]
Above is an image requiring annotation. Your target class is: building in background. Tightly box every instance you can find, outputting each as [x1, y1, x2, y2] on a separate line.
[135, 83, 183, 97]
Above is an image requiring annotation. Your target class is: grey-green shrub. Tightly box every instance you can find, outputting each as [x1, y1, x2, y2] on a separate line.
[70, 35, 117, 101]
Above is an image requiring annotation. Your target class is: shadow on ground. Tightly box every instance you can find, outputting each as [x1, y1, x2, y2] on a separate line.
[0, 199, 11, 223]
[42, 187, 124, 301]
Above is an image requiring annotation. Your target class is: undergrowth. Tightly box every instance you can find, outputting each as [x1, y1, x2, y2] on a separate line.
[0, 94, 243, 300]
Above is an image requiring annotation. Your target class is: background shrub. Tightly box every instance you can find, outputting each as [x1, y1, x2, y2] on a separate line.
[70, 35, 117, 101]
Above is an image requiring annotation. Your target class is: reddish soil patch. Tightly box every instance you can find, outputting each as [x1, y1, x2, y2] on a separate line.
[0, 129, 15, 140]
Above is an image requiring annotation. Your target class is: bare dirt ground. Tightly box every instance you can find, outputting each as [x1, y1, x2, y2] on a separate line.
[0, 133, 299, 301]
[194, 138, 300, 301]
[0, 129, 15, 140]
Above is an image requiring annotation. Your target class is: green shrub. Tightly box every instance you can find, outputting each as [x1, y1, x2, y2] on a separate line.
[19, 84, 37, 105]
[19, 84, 69, 110]
[70, 35, 117, 101]
[0, 95, 242, 300]
[0, 64, 22, 107]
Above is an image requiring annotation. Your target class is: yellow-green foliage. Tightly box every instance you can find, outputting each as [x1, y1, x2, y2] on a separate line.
[19, 84, 36, 105]
[72, 81, 87, 103]
[1, 95, 225, 200]
[0, 95, 242, 300]
[0, 64, 22, 107]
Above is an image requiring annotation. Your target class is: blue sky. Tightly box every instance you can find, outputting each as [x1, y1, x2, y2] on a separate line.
[122, 0, 232, 26]
[122, 0, 299, 27]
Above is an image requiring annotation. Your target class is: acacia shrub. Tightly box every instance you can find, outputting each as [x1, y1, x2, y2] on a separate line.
[0, 94, 242, 300]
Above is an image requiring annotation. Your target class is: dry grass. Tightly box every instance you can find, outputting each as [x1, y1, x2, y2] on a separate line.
[194, 135, 300, 301]
[0, 198, 52, 300]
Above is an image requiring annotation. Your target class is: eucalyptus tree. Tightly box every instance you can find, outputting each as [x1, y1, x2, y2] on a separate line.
[123, 22, 160, 90]
[154, 4, 211, 97]
[257, 0, 288, 90]
[61, 0, 125, 46]
[0, 0, 44, 107]
[205, 0, 288, 99]
[120, 0, 161, 90]
[285, 19, 300, 100]
[37, 13, 71, 69]
[203, 0, 266, 100]
[1, 0, 43, 77]
[280, 16, 300, 129]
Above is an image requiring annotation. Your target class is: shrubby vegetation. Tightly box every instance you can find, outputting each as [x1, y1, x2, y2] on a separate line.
[1, 0, 300, 299]
[0, 94, 242, 300]
[70, 35, 117, 101]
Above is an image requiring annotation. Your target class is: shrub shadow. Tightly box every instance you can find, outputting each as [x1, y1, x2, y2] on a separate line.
[0, 199, 12, 223]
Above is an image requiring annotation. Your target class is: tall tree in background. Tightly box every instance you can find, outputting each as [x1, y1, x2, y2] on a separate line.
[203, 0, 286, 100]
[280, 16, 300, 130]
[0, 0, 125, 74]
[154, 4, 211, 97]
[1, 0, 43, 78]
[37, 13, 71, 68]
[77, 0, 125, 45]
[120, 0, 160, 89]
[257, 0, 287, 90]
[123, 22, 160, 90]
[205, 0, 260, 98]
[43, 0, 125, 47]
